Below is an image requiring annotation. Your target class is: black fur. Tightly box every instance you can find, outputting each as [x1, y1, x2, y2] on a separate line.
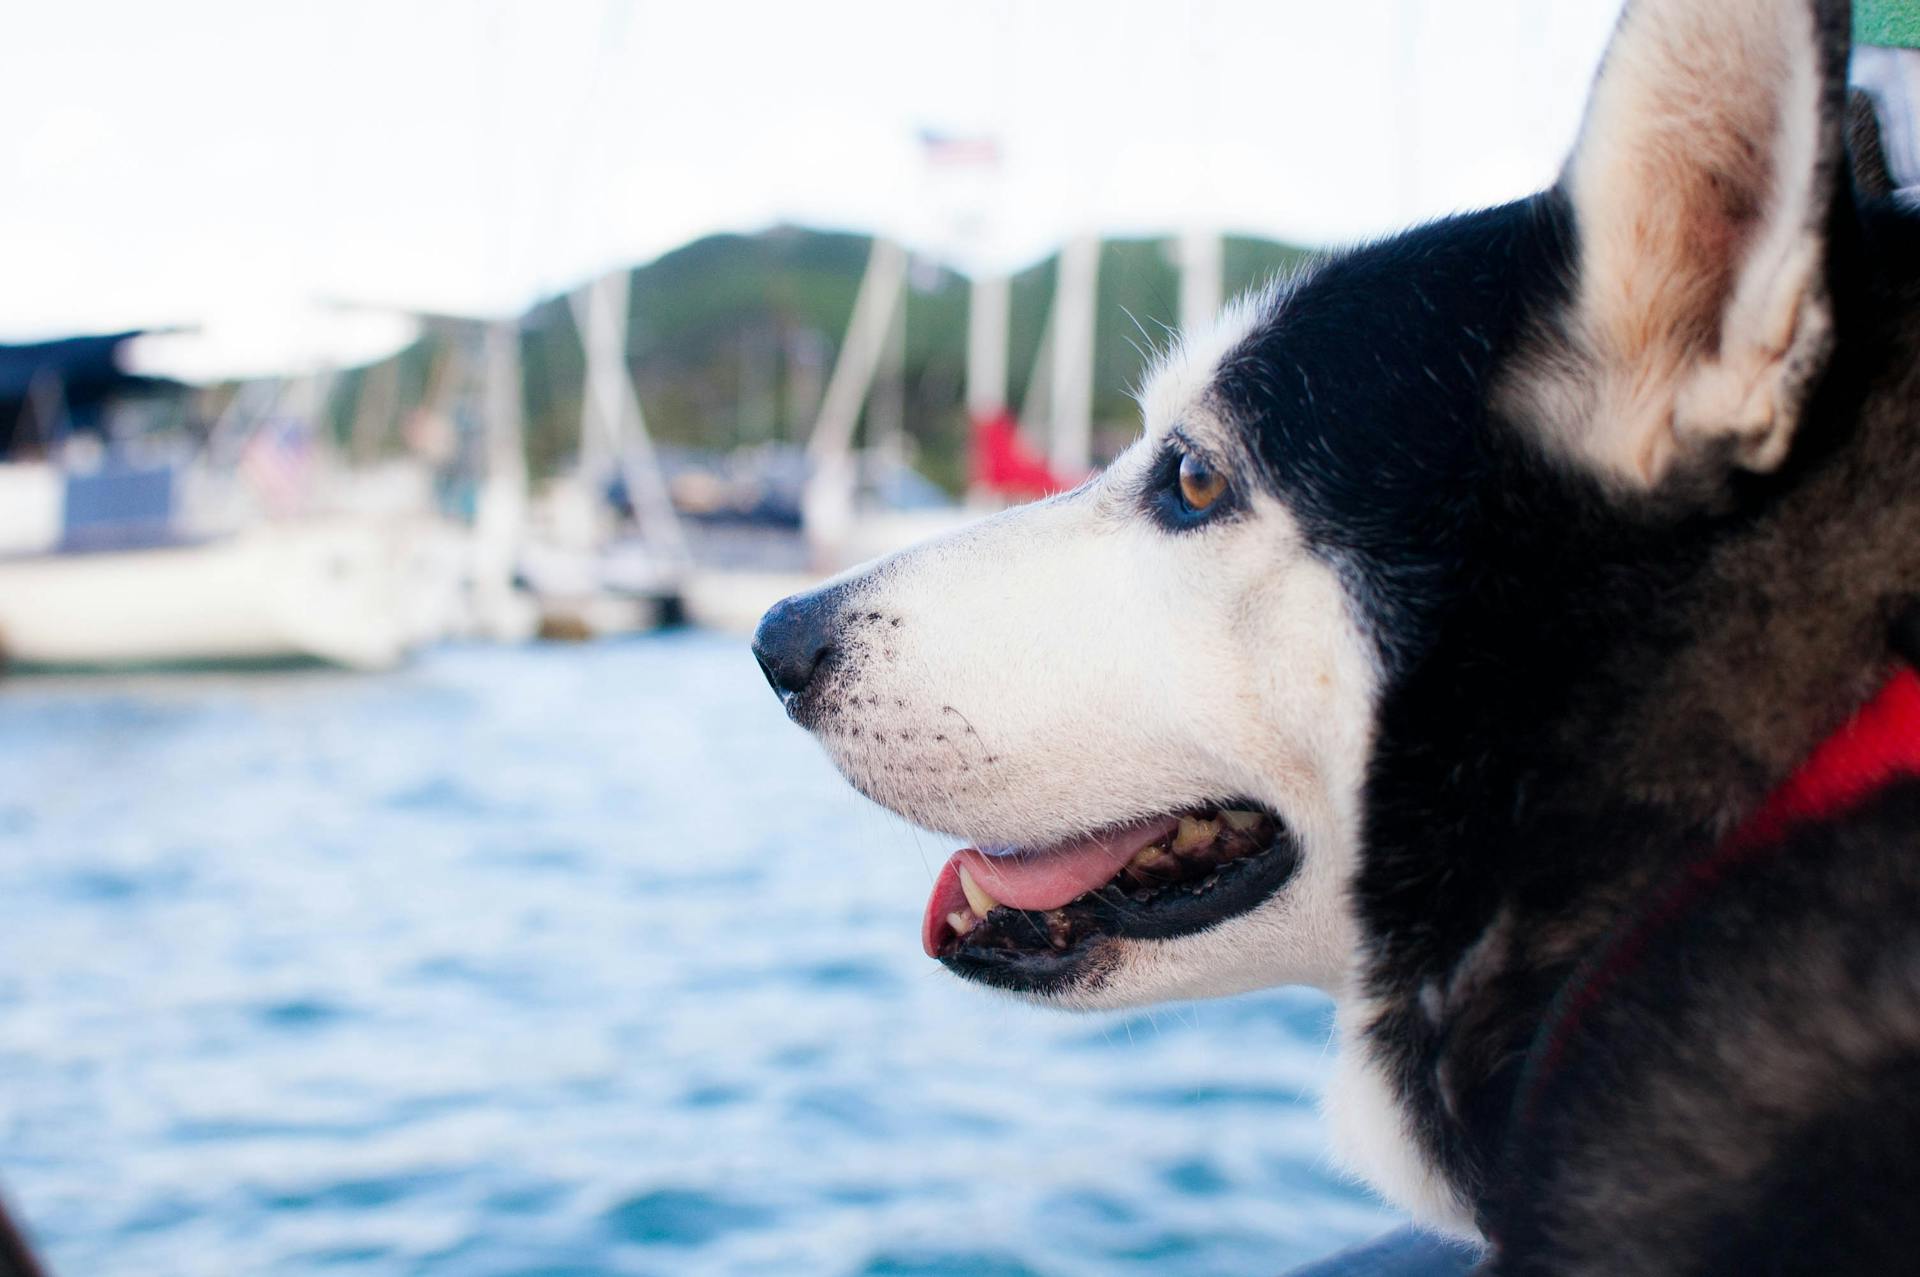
[1213, 185, 1734, 1219]
[1213, 196, 1577, 678]
[1492, 782, 1920, 1275]
[1193, 0, 1920, 1265]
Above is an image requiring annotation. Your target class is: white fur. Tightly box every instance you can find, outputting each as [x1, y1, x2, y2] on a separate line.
[1134, 287, 1275, 437]
[1325, 1002, 1482, 1240]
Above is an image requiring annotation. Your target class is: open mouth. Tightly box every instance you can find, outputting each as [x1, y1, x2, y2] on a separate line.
[922, 805, 1300, 994]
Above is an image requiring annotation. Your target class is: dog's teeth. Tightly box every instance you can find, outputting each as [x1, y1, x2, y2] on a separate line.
[1221, 809, 1263, 832]
[1129, 843, 1174, 871]
[958, 866, 1000, 918]
[946, 909, 978, 936]
[1173, 815, 1221, 854]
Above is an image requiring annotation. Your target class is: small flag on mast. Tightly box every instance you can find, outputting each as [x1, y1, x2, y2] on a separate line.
[918, 130, 1000, 168]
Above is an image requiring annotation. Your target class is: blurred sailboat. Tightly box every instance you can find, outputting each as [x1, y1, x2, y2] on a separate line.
[0, 335, 452, 672]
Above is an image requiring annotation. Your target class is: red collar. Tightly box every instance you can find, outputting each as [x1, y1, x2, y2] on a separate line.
[1724, 667, 1920, 851]
[1514, 665, 1920, 1130]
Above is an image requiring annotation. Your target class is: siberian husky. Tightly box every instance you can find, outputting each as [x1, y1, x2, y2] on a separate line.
[756, 0, 1920, 1269]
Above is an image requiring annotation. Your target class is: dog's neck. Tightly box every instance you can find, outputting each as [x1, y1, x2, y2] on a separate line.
[1597, 327, 1920, 836]
[1348, 197, 1920, 1231]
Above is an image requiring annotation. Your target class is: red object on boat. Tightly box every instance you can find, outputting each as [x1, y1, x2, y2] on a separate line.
[969, 410, 1074, 499]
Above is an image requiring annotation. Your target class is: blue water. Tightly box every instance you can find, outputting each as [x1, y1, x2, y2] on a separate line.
[0, 634, 1390, 1276]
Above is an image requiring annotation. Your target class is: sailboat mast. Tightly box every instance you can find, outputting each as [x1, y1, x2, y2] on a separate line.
[472, 319, 529, 632]
[571, 270, 690, 569]
[1047, 233, 1100, 478]
[966, 271, 1010, 419]
[1178, 229, 1223, 338]
[801, 236, 908, 555]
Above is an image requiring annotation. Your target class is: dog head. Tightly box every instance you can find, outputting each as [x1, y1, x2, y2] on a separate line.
[757, 0, 1858, 1220]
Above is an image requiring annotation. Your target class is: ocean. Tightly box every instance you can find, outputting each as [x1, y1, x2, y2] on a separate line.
[0, 633, 1392, 1276]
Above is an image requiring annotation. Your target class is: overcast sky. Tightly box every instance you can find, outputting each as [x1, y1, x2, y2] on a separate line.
[3, 0, 1624, 380]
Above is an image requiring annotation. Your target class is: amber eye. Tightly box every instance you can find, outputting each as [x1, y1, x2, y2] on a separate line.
[1177, 452, 1227, 512]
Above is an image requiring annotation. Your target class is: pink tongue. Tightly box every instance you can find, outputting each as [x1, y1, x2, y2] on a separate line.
[921, 816, 1180, 955]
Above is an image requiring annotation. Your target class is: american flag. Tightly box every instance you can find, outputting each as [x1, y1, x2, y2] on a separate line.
[240, 417, 314, 515]
[919, 129, 1000, 168]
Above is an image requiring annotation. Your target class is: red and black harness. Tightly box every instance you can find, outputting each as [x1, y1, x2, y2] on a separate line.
[1511, 660, 1920, 1137]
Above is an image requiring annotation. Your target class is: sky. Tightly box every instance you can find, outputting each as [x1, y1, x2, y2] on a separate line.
[2, 0, 1625, 381]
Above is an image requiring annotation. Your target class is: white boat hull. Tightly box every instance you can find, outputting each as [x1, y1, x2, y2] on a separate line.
[680, 569, 820, 636]
[684, 507, 990, 636]
[0, 519, 431, 671]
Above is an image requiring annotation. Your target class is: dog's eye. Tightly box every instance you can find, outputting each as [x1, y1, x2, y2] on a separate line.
[1177, 453, 1227, 513]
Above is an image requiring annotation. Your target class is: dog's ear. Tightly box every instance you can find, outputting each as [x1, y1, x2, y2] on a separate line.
[1546, 0, 1852, 488]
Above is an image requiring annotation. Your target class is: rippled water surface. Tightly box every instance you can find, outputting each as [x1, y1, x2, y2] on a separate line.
[0, 634, 1389, 1276]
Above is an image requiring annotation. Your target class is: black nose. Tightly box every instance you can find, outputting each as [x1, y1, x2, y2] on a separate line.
[752, 587, 841, 702]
